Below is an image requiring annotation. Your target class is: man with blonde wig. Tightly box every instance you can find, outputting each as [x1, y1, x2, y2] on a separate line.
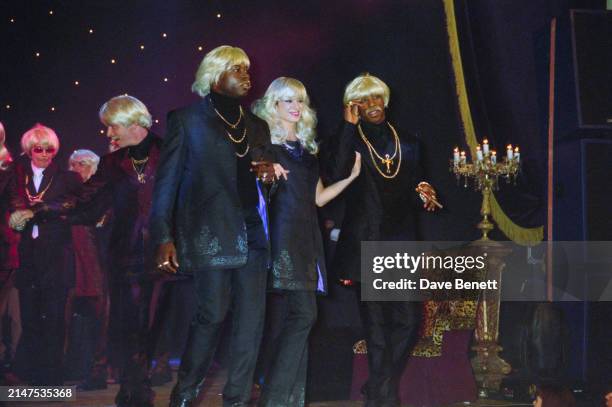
[327, 74, 440, 407]
[151, 45, 280, 407]
[12, 95, 165, 406]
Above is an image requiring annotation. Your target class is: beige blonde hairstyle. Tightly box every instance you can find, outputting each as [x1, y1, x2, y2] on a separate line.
[0, 122, 12, 169]
[343, 73, 390, 107]
[20, 123, 60, 157]
[99, 95, 152, 129]
[252, 77, 318, 154]
[69, 149, 100, 172]
[192, 45, 250, 98]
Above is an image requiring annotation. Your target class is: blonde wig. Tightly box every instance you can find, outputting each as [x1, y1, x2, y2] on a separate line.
[99, 95, 152, 129]
[192, 45, 250, 98]
[20, 123, 60, 157]
[69, 149, 100, 173]
[252, 77, 318, 154]
[343, 73, 390, 107]
[0, 122, 12, 169]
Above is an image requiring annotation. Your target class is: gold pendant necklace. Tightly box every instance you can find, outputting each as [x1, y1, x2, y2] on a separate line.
[131, 157, 148, 184]
[357, 122, 402, 179]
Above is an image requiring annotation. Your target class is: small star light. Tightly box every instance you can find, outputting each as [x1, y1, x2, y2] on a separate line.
[35, 52, 40, 57]
[74, 80, 80, 86]
[154, 119, 159, 124]
[49, 10, 54, 16]
[50, 106, 56, 112]
[162, 32, 167, 38]
[111, 58, 116, 64]
[216, 13, 221, 19]
[163, 77, 168, 82]
[5, 105, 11, 110]
[10, 18, 15, 23]
[88, 28, 94, 34]
[197, 45, 203, 51]
[99, 129, 105, 134]
[139, 44, 145, 50]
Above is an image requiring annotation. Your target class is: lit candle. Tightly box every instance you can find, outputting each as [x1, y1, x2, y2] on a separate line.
[491, 150, 497, 164]
[482, 139, 489, 154]
[506, 144, 513, 160]
[453, 147, 460, 164]
[460, 151, 466, 164]
[514, 146, 520, 163]
[476, 145, 483, 161]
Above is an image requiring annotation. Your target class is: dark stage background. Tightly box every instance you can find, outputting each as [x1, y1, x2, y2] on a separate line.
[1, 0, 610, 396]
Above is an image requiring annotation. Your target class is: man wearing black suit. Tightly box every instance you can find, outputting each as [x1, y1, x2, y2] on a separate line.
[12, 96, 164, 406]
[326, 74, 439, 407]
[151, 45, 279, 407]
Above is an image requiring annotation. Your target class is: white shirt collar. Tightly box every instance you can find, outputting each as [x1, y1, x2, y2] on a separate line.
[31, 162, 45, 177]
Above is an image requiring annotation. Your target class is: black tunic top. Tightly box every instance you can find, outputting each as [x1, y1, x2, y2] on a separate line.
[269, 142, 326, 292]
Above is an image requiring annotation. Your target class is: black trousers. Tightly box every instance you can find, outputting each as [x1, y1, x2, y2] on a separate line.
[171, 248, 268, 406]
[108, 271, 155, 394]
[358, 296, 421, 405]
[16, 234, 70, 386]
[258, 290, 317, 407]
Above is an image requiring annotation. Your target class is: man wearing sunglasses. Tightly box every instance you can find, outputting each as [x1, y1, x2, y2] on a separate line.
[10, 96, 165, 407]
[10, 124, 82, 386]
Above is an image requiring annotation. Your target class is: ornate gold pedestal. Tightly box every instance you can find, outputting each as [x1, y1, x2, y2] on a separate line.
[469, 239, 512, 395]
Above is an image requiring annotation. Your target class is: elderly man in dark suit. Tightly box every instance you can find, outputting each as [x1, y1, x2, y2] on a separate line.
[11, 96, 164, 406]
[151, 45, 281, 407]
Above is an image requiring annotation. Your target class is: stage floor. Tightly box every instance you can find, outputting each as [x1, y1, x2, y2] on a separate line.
[13, 369, 529, 407]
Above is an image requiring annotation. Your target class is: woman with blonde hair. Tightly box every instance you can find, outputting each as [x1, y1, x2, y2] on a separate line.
[252, 77, 361, 406]
[0, 122, 24, 380]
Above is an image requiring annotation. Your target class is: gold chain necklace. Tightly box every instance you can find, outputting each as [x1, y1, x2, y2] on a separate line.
[214, 105, 244, 129]
[224, 127, 247, 144]
[25, 174, 54, 203]
[131, 156, 148, 184]
[234, 143, 250, 158]
[357, 122, 402, 179]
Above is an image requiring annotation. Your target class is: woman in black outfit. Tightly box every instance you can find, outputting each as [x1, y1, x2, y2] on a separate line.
[252, 77, 361, 406]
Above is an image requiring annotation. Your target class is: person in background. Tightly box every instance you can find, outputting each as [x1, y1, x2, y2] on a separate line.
[0, 122, 24, 383]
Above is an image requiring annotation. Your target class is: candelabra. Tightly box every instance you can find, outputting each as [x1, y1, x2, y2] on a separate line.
[450, 139, 520, 395]
[450, 140, 520, 241]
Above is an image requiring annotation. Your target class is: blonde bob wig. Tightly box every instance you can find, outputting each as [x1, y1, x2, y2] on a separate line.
[21, 123, 60, 157]
[0, 122, 12, 168]
[99, 95, 152, 129]
[343, 73, 390, 107]
[252, 77, 318, 154]
[192, 45, 250, 98]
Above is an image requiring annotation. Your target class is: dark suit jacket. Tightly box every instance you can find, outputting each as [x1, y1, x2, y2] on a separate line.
[326, 121, 425, 281]
[0, 163, 25, 271]
[36, 134, 163, 274]
[150, 96, 273, 273]
[15, 160, 82, 288]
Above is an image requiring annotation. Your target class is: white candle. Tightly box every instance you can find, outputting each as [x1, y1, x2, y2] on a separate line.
[491, 150, 497, 164]
[460, 151, 466, 164]
[453, 147, 460, 164]
[506, 144, 513, 160]
[476, 145, 483, 161]
[514, 146, 520, 163]
[482, 139, 490, 154]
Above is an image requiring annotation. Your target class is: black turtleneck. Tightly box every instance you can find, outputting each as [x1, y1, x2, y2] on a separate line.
[128, 131, 154, 160]
[209, 91, 259, 211]
[358, 120, 410, 235]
